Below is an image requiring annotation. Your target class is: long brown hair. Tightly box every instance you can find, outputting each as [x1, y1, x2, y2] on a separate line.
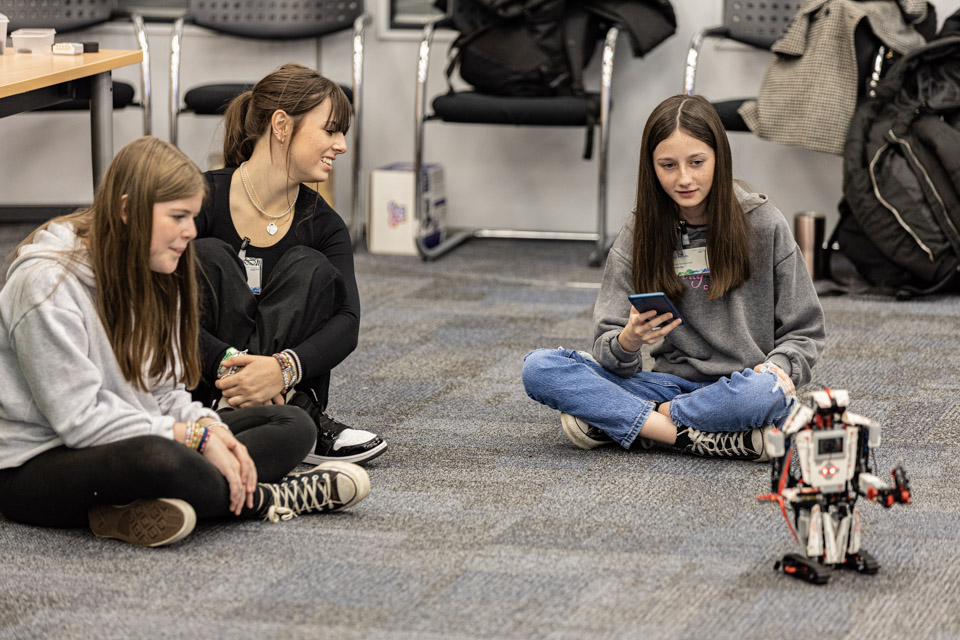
[15, 137, 207, 391]
[632, 95, 750, 300]
[221, 63, 352, 168]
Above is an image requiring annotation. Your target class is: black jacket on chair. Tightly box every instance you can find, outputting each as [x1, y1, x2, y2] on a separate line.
[839, 13, 960, 297]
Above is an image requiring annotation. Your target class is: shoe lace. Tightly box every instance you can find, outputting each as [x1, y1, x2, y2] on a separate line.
[262, 472, 335, 523]
[687, 429, 751, 458]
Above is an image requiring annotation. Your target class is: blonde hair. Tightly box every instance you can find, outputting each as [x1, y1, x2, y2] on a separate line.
[16, 136, 207, 391]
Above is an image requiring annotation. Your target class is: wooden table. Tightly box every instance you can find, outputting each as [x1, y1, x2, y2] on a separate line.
[0, 48, 143, 187]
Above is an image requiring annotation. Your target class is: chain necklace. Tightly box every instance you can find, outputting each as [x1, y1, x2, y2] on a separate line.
[238, 162, 296, 235]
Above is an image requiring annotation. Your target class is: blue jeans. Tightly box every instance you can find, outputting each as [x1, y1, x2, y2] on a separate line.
[521, 348, 795, 449]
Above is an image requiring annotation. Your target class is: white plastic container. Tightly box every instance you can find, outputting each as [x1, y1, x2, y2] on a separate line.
[10, 28, 57, 54]
[0, 14, 9, 55]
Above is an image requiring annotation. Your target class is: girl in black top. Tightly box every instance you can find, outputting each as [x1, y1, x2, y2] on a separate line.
[193, 63, 387, 466]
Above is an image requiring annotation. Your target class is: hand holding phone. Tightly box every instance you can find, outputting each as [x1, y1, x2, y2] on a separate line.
[628, 292, 683, 328]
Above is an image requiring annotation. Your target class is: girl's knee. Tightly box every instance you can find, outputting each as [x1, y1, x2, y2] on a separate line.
[193, 237, 236, 264]
[739, 370, 794, 422]
[274, 404, 319, 446]
[521, 348, 570, 399]
[279, 245, 336, 274]
[521, 348, 556, 382]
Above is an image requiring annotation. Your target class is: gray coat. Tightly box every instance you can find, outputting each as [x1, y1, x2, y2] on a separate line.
[739, 0, 928, 155]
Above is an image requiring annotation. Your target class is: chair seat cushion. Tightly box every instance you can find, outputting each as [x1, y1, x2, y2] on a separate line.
[184, 82, 353, 115]
[431, 91, 601, 127]
[36, 81, 136, 111]
[711, 99, 751, 132]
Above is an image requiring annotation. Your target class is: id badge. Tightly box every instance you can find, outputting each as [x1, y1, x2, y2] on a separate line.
[242, 257, 263, 294]
[675, 247, 709, 276]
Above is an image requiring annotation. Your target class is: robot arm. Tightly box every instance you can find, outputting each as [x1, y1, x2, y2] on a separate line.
[858, 466, 911, 507]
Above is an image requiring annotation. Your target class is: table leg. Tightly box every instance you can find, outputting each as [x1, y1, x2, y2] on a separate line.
[90, 71, 113, 188]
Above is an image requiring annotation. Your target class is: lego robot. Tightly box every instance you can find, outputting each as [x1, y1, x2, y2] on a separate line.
[758, 389, 911, 584]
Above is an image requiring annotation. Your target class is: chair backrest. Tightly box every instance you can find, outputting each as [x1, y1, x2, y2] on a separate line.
[724, 0, 801, 49]
[186, 0, 363, 40]
[2, 0, 114, 31]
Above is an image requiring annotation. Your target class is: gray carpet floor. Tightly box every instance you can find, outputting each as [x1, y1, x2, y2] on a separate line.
[1, 228, 959, 639]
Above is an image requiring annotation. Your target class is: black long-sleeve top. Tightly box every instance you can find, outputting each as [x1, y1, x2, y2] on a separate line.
[195, 167, 360, 383]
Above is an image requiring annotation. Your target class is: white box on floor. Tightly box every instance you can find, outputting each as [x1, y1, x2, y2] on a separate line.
[369, 162, 445, 256]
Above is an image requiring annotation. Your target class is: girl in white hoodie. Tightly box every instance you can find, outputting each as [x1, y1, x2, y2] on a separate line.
[0, 137, 369, 547]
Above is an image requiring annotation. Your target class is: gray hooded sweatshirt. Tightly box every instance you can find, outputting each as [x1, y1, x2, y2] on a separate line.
[593, 184, 825, 386]
[0, 222, 219, 469]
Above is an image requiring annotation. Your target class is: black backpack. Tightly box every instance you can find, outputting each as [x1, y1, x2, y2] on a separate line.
[435, 0, 676, 98]
[435, 0, 597, 97]
[833, 13, 960, 299]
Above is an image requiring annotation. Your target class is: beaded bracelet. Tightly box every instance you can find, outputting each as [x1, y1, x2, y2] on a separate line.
[282, 349, 302, 387]
[273, 351, 298, 393]
[183, 421, 204, 450]
[197, 427, 211, 453]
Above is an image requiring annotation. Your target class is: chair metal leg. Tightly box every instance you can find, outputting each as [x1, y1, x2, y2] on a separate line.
[683, 27, 728, 96]
[349, 13, 372, 249]
[129, 12, 151, 136]
[169, 17, 185, 147]
[591, 26, 618, 267]
[414, 21, 471, 260]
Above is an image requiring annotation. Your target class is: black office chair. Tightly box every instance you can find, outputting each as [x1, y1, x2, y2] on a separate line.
[682, 0, 891, 131]
[413, 10, 622, 266]
[1, 0, 151, 134]
[169, 0, 370, 245]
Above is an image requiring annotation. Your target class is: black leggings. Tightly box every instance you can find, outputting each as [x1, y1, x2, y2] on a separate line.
[193, 237, 346, 410]
[0, 405, 314, 528]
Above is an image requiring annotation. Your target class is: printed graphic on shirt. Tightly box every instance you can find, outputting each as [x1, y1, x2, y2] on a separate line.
[675, 247, 710, 291]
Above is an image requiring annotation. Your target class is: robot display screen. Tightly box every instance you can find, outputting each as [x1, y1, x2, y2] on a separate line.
[817, 435, 844, 456]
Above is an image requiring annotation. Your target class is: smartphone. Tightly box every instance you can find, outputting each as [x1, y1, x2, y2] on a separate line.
[628, 292, 683, 327]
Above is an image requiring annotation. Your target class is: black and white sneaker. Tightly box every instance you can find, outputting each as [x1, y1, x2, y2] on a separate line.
[674, 425, 771, 461]
[255, 461, 370, 523]
[288, 391, 388, 466]
[89, 498, 196, 547]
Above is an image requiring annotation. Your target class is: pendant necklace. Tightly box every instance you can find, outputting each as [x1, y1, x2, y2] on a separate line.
[239, 162, 296, 235]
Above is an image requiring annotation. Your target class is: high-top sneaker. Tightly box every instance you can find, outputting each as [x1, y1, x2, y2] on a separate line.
[673, 425, 771, 461]
[253, 461, 370, 523]
[287, 391, 388, 466]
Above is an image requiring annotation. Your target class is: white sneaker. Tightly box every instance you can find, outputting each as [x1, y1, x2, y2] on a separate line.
[560, 413, 615, 450]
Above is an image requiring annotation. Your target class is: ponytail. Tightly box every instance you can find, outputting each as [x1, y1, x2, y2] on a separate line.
[222, 91, 256, 167]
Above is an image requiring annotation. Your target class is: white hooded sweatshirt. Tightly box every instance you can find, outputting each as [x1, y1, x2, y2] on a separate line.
[0, 222, 218, 469]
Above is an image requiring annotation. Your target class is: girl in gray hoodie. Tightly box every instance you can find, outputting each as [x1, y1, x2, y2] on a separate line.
[522, 95, 825, 461]
[0, 137, 370, 547]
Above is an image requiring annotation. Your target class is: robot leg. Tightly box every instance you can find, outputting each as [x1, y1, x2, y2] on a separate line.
[840, 509, 880, 574]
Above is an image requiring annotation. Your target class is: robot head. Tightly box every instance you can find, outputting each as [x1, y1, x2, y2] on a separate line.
[808, 389, 850, 430]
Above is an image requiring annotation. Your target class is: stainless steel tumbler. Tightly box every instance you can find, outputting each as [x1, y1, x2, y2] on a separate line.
[794, 212, 825, 280]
